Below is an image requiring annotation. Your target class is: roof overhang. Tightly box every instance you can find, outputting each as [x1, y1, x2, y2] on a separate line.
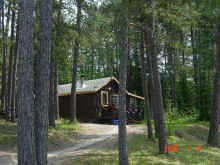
[58, 77, 144, 100]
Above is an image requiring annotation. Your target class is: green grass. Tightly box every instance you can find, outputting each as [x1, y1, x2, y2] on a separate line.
[0, 120, 17, 145]
[64, 118, 220, 165]
[0, 118, 81, 146]
[54, 118, 82, 131]
[1, 117, 220, 164]
[48, 118, 82, 142]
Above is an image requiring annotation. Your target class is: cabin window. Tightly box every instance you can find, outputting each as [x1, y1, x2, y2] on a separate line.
[130, 98, 137, 108]
[112, 94, 119, 107]
[101, 91, 108, 105]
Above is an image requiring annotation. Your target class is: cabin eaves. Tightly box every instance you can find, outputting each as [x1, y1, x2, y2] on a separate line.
[58, 77, 144, 100]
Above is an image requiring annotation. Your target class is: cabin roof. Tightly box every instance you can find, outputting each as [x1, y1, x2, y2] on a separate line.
[58, 77, 144, 100]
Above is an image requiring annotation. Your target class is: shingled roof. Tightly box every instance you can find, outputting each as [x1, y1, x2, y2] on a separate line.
[58, 77, 144, 100]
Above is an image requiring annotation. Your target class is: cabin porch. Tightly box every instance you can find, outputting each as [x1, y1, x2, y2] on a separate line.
[95, 105, 144, 124]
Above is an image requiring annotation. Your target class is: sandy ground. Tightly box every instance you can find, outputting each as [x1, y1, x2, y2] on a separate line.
[0, 124, 147, 165]
[49, 124, 147, 165]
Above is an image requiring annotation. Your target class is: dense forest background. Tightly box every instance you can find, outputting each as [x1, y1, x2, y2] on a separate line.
[1, 0, 217, 121]
[1, 0, 220, 164]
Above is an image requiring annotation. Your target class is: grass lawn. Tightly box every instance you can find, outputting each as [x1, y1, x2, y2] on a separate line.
[1, 117, 220, 164]
[64, 118, 220, 165]
[0, 119, 17, 145]
[0, 118, 81, 147]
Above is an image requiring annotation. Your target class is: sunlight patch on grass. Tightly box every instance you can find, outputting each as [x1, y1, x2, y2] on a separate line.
[48, 118, 81, 143]
[55, 118, 82, 131]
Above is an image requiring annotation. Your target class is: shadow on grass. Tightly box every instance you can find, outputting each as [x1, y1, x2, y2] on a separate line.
[0, 120, 17, 145]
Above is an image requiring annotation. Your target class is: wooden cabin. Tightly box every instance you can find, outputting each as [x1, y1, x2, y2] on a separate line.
[58, 76, 144, 123]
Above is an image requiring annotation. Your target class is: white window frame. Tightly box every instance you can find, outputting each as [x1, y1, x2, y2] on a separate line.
[101, 91, 108, 105]
[130, 98, 137, 107]
[112, 94, 119, 107]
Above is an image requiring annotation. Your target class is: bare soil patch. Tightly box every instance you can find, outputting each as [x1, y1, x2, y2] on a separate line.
[49, 124, 147, 165]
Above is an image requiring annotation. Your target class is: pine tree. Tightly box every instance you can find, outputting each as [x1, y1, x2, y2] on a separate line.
[207, 24, 220, 147]
[149, 0, 167, 153]
[118, 0, 129, 164]
[34, 0, 53, 163]
[70, 0, 82, 123]
[17, 0, 36, 164]
[139, 28, 153, 140]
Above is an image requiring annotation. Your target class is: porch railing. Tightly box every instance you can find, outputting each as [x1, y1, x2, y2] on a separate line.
[96, 105, 143, 123]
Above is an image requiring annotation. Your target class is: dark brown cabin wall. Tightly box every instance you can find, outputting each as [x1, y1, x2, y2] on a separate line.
[59, 96, 70, 118]
[127, 95, 143, 108]
[97, 80, 143, 108]
[97, 80, 119, 106]
[76, 93, 95, 121]
[126, 95, 130, 107]
[59, 93, 95, 121]
[95, 91, 101, 107]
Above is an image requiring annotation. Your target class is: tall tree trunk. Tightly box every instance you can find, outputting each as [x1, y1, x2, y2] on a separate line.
[139, 28, 153, 140]
[167, 49, 176, 106]
[97, 45, 101, 76]
[54, 62, 59, 119]
[191, 27, 201, 110]
[207, 24, 220, 147]
[4, 1, 12, 120]
[0, 0, 2, 30]
[49, 62, 55, 127]
[70, 0, 82, 123]
[34, 0, 52, 164]
[1, 0, 7, 119]
[6, 0, 16, 122]
[54, 0, 62, 120]
[149, 0, 167, 153]
[144, 28, 158, 138]
[5, 0, 11, 37]
[118, 1, 129, 164]
[17, 0, 36, 164]
[91, 47, 94, 79]
[11, 7, 19, 122]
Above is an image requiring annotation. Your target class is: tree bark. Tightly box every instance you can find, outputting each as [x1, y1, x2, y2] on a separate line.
[70, 0, 82, 123]
[54, 0, 62, 120]
[0, 0, 2, 30]
[191, 27, 201, 110]
[7, 0, 16, 122]
[118, 1, 129, 164]
[91, 47, 94, 79]
[149, 0, 167, 153]
[54, 62, 59, 119]
[5, 0, 11, 37]
[167, 48, 176, 106]
[49, 62, 55, 127]
[11, 8, 19, 122]
[1, 0, 7, 119]
[207, 24, 220, 147]
[144, 28, 158, 138]
[139, 28, 153, 140]
[4, 1, 13, 120]
[17, 0, 36, 164]
[34, 0, 52, 164]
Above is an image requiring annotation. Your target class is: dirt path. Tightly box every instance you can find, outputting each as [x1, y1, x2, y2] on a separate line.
[49, 124, 147, 165]
[1, 124, 147, 165]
